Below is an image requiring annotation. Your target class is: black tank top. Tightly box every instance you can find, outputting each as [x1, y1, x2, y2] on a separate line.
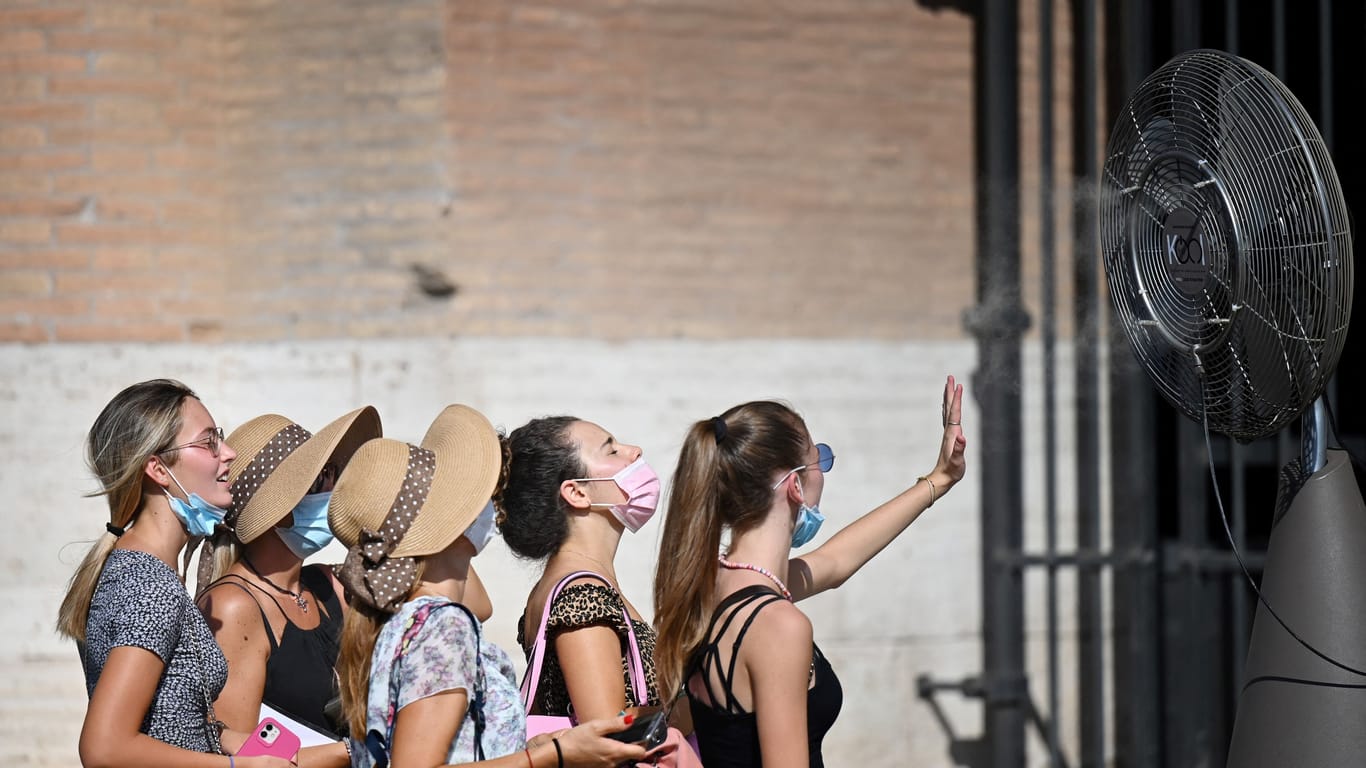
[687, 585, 843, 768]
[203, 564, 344, 736]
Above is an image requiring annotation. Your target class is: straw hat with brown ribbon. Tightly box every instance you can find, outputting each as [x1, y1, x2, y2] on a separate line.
[226, 406, 383, 543]
[192, 406, 382, 591]
[331, 405, 502, 612]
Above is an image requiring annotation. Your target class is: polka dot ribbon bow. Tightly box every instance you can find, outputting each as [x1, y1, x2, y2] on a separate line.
[337, 444, 436, 613]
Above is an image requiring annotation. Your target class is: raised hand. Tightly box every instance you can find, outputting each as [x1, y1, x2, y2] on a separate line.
[934, 375, 968, 490]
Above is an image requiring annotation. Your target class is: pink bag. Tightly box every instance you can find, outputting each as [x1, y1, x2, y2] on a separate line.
[520, 571, 703, 767]
[521, 571, 647, 737]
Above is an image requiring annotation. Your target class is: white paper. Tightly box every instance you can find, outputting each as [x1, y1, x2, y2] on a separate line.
[258, 702, 338, 749]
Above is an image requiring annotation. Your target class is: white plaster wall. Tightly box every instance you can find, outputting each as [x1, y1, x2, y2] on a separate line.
[0, 338, 1105, 767]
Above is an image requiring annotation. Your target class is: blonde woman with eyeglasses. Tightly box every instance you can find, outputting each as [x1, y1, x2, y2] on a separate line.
[57, 379, 293, 768]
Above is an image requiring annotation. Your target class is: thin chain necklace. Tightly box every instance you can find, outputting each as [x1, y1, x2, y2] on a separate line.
[718, 556, 792, 601]
[559, 548, 616, 578]
[242, 555, 309, 613]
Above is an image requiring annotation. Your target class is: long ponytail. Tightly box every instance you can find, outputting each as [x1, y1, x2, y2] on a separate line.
[57, 379, 196, 642]
[653, 421, 727, 701]
[652, 401, 808, 701]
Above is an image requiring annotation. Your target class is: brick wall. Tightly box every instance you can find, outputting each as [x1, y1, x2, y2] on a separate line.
[1, 1, 225, 342]
[0, 0, 1025, 343]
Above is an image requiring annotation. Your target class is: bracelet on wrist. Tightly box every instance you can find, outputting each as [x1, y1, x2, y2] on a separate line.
[918, 474, 937, 506]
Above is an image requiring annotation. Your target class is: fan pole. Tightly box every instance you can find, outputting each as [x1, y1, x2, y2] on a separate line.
[1300, 397, 1328, 473]
[969, 0, 1028, 766]
[1226, 449, 1366, 766]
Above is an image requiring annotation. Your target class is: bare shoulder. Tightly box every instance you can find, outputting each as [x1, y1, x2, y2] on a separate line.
[198, 580, 267, 636]
[744, 600, 813, 651]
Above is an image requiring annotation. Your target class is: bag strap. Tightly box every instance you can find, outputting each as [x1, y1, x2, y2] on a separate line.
[182, 595, 226, 754]
[367, 600, 486, 767]
[520, 570, 648, 713]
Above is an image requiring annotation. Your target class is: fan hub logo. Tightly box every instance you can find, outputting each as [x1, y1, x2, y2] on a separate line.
[1163, 208, 1208, 297]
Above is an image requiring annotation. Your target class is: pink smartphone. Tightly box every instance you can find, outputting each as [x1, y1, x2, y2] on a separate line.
[236, 717, 301, 760]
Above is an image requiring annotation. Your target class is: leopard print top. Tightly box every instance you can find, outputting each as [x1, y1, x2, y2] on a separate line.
[517, 582, 661, 716]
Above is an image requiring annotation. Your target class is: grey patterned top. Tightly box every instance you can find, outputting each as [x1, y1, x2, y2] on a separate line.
[83, 549, 228, 752]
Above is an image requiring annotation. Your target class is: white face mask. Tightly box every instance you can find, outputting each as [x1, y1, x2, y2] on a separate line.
[463, 500, 499, 555]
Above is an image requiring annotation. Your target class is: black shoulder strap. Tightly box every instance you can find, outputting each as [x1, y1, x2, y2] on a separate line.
[698, 586, 786, 713]
[198, 575, 282, 652]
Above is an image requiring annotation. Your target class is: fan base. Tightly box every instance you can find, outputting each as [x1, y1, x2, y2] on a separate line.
[1227, 449, 1366, 766]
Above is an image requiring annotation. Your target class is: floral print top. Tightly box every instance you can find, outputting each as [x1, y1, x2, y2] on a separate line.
[357, 596, 525, 766]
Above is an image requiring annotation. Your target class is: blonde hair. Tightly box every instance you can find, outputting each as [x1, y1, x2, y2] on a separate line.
[197, 530, 242, 592]
[56, 379, 197, 642]
[652, 401, 808, 701]
[336, 560, 427, 739]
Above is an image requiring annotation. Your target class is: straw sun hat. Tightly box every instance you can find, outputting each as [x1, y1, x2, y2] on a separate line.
[329, 404, 502, 559]
[225, 406, 382, 544]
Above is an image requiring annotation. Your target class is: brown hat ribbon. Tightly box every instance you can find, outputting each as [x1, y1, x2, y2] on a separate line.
[337, 443, 436, 612]
[226, 422, 312, 530]
[194, 422, 314, 595]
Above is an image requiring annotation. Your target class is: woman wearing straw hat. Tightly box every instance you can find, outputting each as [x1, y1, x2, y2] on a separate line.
[195, 407, 380, 754]
[57, 379, 292, 768]
[330, 404, 649, 768]
[498, 418, 668, 721]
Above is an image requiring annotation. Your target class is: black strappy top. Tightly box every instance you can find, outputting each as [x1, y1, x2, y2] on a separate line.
[202, 564, 344, 736]
[687, 585, 843, 768]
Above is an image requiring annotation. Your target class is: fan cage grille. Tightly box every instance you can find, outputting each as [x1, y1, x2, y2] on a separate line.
[1100, 49, 1353, 443]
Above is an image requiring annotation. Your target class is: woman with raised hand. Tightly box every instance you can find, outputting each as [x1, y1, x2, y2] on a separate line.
[195, 407, 380, 758]
[653, 377, 968, 768]
[330, 405, 648, 768]
[57, 379, 292, 768]
[499, 417, 665, 722]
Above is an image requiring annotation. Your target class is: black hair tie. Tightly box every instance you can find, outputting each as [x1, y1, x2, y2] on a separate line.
[106, 522, 126, 537]
[710, 416, 728, 443]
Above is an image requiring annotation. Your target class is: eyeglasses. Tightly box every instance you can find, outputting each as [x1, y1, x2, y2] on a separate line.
[772, 442, 835, 489]
[159, 427, 226, 458]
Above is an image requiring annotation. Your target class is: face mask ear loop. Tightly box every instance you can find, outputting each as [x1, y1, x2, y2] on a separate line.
[161, 463, 192, 503]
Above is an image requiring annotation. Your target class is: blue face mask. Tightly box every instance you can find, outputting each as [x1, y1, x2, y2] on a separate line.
[163, 467, 227, 538]
[276, 492, 334, 559]
[790, 501, 825, 548]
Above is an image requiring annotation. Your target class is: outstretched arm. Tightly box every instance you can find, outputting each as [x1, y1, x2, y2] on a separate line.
[788, 375, 967, 601]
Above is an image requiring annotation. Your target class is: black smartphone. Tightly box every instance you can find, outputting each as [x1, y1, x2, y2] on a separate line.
[606, 706, 670, 750]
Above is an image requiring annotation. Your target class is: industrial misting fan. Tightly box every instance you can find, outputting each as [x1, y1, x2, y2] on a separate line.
[1099, 49, 1364, 765]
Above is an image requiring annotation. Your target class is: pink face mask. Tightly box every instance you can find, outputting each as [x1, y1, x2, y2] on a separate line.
[574, 457, 661, 533]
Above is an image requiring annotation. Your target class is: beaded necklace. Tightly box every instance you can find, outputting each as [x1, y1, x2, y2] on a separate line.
[717, 556, 792, 601]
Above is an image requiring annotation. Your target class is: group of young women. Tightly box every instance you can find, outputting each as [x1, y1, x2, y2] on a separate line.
[61, 375, 966, 768]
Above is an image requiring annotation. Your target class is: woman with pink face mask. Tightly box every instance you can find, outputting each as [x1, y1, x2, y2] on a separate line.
[497, 417, 665, 723]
